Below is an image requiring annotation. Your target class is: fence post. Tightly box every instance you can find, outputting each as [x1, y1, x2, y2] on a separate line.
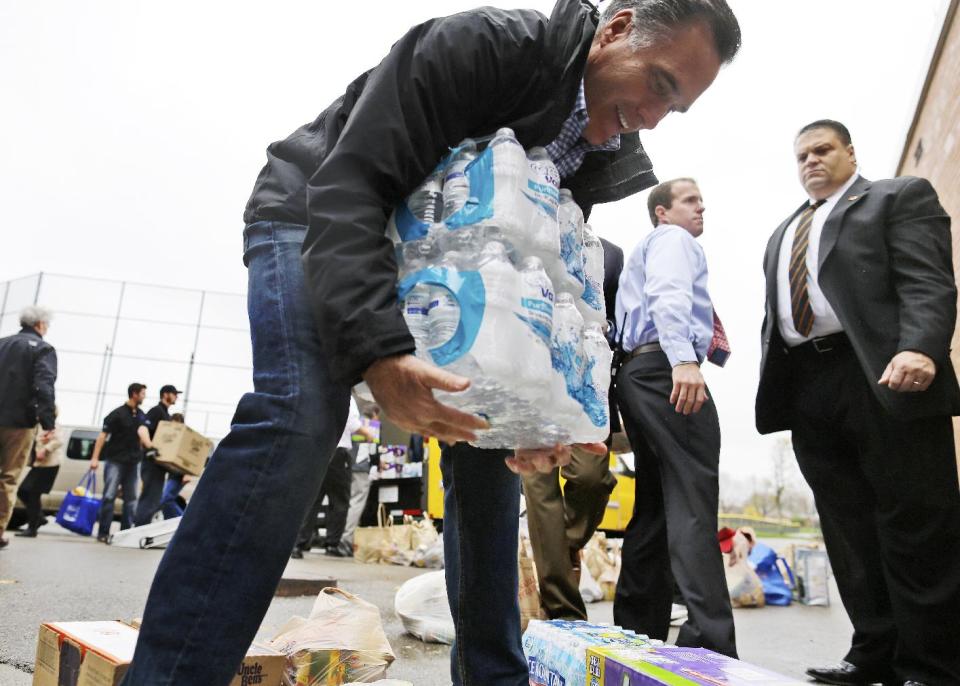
[92, 345, 111, 426]
[182, 291, 206, 419]
[96, 281, 126, 421]
[33, 272, 44, 305]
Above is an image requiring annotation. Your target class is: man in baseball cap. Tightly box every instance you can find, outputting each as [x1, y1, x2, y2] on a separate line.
[134, 384, 182, 525]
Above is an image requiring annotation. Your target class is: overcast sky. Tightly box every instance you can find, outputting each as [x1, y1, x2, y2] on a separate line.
[0, 0, 951, 483]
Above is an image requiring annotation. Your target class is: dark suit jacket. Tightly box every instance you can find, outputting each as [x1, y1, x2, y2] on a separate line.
[756, 175, 960, 434]
[600, 236, 625, 332]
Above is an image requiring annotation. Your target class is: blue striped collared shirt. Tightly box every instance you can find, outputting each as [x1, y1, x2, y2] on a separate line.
[545, 81, 621, 179]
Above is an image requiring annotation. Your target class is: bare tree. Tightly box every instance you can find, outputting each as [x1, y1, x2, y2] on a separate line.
[770, 436, 796, 520]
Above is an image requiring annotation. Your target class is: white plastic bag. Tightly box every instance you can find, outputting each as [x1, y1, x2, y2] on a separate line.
[269, 588, 396, 685]
[724, 554, 766, 608]
[411, 535, 444, 569]
[394, 571, 455, 645]
[578, 558, 604, 603]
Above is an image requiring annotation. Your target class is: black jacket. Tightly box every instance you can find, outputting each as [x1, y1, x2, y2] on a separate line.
[0, 327, 57, 430]
[756, 175, 960, 433]
[244, 0, 657, 384]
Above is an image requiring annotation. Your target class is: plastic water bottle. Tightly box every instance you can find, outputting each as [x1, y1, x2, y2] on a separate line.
[436, 226, 481, 269]
[517, 256, 555, 347]
[515, 256, 555, 403]
[442, 139, 477, 220]
[471, 241, 522, 392]
[558, 189, 586, 294]
[427, 251, 462, 349]
[408, 169, 445, 225]
[580, 322, 613, 439]
[491, 128, 528, 241]
[399, 239, 438, 357]
[579, 223, 606, 326]
[526, 147, 561, 259]
[550, 292, 588, 435]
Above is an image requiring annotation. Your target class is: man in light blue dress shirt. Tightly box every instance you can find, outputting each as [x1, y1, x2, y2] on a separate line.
[613, 178, 736, 657]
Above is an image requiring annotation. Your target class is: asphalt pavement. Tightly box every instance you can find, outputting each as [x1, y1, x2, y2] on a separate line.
[0, 523, 852, 685]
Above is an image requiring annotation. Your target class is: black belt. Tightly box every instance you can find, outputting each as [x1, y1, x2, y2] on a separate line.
[787, 332, 850, 357]
[625, 342, 662, 361]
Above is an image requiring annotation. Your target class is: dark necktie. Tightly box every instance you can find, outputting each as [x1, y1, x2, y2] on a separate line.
[789, 199, 827, 336]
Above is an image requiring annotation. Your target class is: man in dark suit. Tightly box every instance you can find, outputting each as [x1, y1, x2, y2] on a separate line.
[522, 236, 623, 621]
[756, 119, 960, 686]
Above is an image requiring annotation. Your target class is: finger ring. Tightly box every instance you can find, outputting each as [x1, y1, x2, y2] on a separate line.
[912, 380, 922, 385]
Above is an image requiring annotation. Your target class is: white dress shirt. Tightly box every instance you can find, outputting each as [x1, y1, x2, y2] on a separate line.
[338, 396, 363, 449]
[776, 172, 859, 346]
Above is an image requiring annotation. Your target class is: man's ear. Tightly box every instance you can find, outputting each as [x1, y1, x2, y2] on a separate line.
[598, 9, 634, 47]
[847, 144, 857, 167]
[654, 205, 669, 223]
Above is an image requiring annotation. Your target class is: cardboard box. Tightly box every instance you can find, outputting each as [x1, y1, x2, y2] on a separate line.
[33, 621, 137, 686]
[152, 420, 213, 476]
[586, 646, 807, 685]
[524, 620, 655, 686]
[231, 644, 286, 686]
[33, 621, 285, 686]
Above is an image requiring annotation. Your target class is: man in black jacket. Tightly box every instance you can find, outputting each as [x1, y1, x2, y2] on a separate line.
[757, 120, 960, 686]
[0, 306, 56, 549]
[125, 2, 741, 684]
[133, 384, 180, 526]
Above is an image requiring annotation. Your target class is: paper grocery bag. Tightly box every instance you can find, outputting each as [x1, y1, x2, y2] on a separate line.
[354, 505, 392, 564]
[518, 535, 545, 631]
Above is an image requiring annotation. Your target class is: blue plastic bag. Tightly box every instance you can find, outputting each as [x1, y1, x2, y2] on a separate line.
[56, 471, 100, 536]
[748, 542, 795, 606]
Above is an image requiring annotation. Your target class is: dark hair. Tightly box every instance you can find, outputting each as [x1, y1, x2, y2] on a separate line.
[647, 177, 697, 226]
[127, 382, 146, 398]
[796, 119, 852, 146]
[171, 413, 185, 423]
[599, 0, 742, 64]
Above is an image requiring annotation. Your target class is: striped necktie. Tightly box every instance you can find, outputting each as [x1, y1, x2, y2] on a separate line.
[706, 311, 730, 367]
[789, 199, 827, 336]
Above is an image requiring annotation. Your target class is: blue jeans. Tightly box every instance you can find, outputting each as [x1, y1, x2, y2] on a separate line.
[442, 443, 528, 686]
[134, 458, 168, 526]
[121, 222, 350, 686]
[160, 472, 184, 519]
[98, 461, 140, 537]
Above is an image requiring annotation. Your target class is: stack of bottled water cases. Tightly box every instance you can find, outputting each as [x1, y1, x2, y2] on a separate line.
[522, 620, 658, 686]
[388, 128, 612, 449]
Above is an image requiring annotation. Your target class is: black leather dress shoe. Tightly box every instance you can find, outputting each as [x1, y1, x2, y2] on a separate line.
[806, 661, 896, 685]
[902, 681, 929, 685]
[15, 529, 38, 538]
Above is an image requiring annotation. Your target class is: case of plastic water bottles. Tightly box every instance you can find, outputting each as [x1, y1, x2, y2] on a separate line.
[522, 620, 657, 686]
[387, 129, 612, 449]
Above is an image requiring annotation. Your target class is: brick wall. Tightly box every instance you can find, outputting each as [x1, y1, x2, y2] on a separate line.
[898, 1, 960, 464]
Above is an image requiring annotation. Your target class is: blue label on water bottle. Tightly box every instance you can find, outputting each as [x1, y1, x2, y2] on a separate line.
[394, 200, 430, 242]
[551, 341, 608, 428]
[444, 147, 495, 229]
[397, 267, 486, 367]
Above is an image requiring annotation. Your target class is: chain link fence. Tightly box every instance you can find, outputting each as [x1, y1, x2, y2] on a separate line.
[0, 272, 251, 438]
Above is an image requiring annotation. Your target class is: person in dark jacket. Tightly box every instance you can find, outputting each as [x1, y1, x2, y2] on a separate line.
[124, 2, 741, 684]
[15, 412, 65, 538]
[0, 306, 56, 549]
[134, 384, 180, 526]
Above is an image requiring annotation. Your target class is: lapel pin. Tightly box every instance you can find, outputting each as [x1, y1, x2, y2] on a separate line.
[847, 195, 860, 201]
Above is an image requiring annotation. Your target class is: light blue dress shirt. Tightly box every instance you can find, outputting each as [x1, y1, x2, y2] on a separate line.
[615, 224, 715, 367]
